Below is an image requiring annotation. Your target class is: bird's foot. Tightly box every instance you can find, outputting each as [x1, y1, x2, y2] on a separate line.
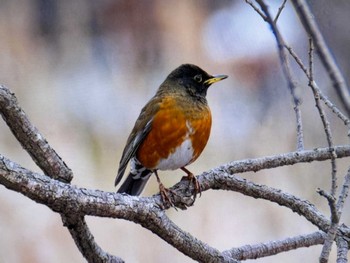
[158, 182, 176, 208]
[181, 169, 201, 200]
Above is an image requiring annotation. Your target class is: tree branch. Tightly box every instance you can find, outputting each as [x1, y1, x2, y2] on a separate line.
[222, 146, 350, 175]
[3, 84, 350, 261]
[317, 189, 339, 263]
[0, 154, 235, 262]
[1, 1, 349, 261]
[223, 231, 326, 260]
[2, 151, 350, 261]
[0, 85, 73, 183]
[308, 39, 338, 197]
[290, 0, 350, 116]
[62, 215, 124, 263]
[274, 0, 287, 23]
[284, 45, 350, 131]
[336, 236, 349, 263]
[0, 84, 118, 262]
[254, 0, 304, 151]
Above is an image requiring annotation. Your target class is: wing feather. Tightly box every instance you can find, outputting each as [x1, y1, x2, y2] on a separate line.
[114, 96, 161, 186]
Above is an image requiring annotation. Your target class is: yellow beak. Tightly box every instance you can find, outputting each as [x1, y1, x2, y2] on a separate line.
[203, 74, 228, 85]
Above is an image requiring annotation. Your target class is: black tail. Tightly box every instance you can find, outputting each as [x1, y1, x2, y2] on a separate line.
[117, 172, 152, 196]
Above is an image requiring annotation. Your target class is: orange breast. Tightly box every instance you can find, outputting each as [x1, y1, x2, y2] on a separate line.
[136, 96, 211, 169]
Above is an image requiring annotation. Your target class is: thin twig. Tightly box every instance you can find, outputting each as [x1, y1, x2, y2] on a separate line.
[286, 39, 350, 262]
[274, 0, 288, 23]
[336, 167, 350, 216]
[317, 188, 339, 262]
[308, 38, 314, 81]
[334, 169, 350, 263]
[309, 38, 338, 262]
[313, 82, 350, 132]
[308, 39, 338, 197]
[254, 0, 304, 151]
[245, 0, 267, 21]
[317, 167, 350, 263]
[291, 0, 350, 116]
[285, 44, 309, 76]
[317, 189, 338, 223]
[284, 45, 350, 131]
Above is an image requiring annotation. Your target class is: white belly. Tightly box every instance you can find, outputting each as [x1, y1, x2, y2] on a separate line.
[156, 138, 193, 170]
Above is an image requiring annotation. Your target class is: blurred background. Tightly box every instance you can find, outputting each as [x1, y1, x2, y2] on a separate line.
[1, 0, 350, 262]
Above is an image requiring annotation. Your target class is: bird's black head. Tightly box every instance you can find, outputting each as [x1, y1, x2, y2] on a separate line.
[165, 64, 228, 98]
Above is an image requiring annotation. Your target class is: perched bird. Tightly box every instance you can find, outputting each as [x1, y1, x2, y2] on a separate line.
[115, 64, 227, 204]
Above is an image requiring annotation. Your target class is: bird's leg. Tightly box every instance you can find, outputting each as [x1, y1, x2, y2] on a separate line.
[154, 170, 175, 207]
[181, 167, 201, 199]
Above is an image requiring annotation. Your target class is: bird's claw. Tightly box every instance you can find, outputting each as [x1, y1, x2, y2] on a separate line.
[181, 172, 201, 200]
[158, 183, 177, 209]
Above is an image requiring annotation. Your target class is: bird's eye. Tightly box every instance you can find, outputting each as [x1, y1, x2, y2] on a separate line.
[194, 74, 202, 83]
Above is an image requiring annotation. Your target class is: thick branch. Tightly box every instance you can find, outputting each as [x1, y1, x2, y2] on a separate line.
[0, 85, 72, 183]
[2, 153, 350, 247]
[1, 83, 349, 261]
[0, 85, 117, 262]
[0, 155, 234, 263]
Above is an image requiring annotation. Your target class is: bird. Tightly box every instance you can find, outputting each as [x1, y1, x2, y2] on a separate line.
[115, 64, 227, 205]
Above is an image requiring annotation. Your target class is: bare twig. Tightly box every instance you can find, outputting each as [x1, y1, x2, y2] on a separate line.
[308, 39, 338, 262]
[336, 167, 350, 213]
[295, 107, 304, 151]
[308, 39, 337, 197]
[317, 189, 339, 263]
[285, 45, 350, 131]
[254, 0, 304, 151]
[244, 0, 267, 21]
[274, 0, 288, 23]
[313, 82, 350, 132]
[285, 44, 309, 76]
[224, 231, 326, 260]
[291, 0, 350, 116]
[318, 166, 350, 262]
[317, 189, 338, 223]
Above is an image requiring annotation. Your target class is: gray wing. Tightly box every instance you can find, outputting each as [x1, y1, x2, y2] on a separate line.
[114, 94, 162, 186]
[114, 119, 152, 186]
